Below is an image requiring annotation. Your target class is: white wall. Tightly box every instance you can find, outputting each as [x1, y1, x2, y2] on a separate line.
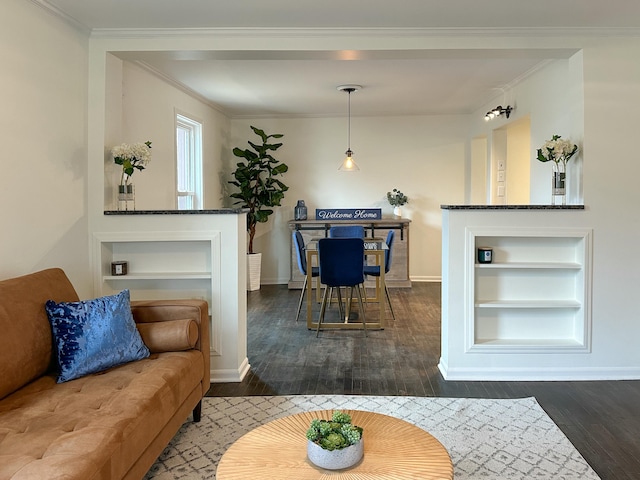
[105, 58, 229, 210]
[441, 38, 640, 378]
[228, 115, 468, 284]
[469, 137, 488, 205]
[505, 117, 531, 205]
[581, 38, 640, 369]
[0, 0, 91, 296]
[469, 55, 584, 206]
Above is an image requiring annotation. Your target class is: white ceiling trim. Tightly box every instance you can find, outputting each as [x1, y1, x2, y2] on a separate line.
[89, 26, 640, 40]
[29, 0, 90, 34]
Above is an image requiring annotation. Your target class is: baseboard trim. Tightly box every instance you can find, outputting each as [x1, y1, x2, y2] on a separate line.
[211, 357, 250, 383]
[438, 360, 640, 381]
[264, 276, 444, 285]
[409, 276, 441, 283]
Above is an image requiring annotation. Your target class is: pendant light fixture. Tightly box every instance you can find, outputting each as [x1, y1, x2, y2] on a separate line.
[337, 84, 362, 171]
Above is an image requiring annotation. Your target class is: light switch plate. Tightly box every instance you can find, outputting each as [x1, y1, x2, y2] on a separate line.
[497, 186, 505, 197]
[497, 171, 505, 182]
[497, 160, 505, 171]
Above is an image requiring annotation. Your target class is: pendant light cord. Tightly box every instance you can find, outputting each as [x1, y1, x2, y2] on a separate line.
[347, 89, 351, 151]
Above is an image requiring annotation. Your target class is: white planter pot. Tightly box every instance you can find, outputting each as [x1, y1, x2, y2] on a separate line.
[393, 206, 402, 217]
[247, 253, 262, 291]
[307, 439, 364, 470]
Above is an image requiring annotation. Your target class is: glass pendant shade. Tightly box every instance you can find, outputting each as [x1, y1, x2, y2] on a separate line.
[337, 85, 362, 171]
[339, 149, 359, 171]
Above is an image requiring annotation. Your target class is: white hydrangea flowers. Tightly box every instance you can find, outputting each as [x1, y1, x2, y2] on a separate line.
[112, 141, 152, 184]
[537, 135, 578, 165]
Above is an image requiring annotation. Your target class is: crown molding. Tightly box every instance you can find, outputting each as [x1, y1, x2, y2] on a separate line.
[23, 5, 640, 39]
[29, 0, 91, 34]
[90, 26, 640, 40]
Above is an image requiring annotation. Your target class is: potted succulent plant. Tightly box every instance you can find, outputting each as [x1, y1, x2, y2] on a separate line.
[387, 188, 408, 216]
[229, 126, 288, 290]
[305, 411, 364, 470]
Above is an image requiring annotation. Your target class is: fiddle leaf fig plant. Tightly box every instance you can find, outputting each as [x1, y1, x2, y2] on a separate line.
[229, 126, 289, 254]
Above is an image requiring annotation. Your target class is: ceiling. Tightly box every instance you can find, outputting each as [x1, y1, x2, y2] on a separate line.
[35, 0, 640, 117]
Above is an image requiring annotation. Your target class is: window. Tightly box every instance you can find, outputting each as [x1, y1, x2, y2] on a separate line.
[176, 113, 203, 209]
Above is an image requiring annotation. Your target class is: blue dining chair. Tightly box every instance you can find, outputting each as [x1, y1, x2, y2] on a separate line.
[293, 231, 320, 322]
[328, 225, 365, 238]
[327, 225, 366, 306]
[317, 238, 367, 337]
[363, 230, 396, 320]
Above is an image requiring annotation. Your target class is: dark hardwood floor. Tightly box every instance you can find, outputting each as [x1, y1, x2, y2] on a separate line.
[209, 283, 640, 479]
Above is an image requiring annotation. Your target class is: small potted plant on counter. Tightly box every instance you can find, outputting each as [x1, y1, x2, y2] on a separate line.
[387, 188, 408, 216]
[305, 411, 364, 470]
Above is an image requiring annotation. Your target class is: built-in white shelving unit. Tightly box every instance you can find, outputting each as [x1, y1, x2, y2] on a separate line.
[466, 228, 592, 354]
[93, 231, 221, 355]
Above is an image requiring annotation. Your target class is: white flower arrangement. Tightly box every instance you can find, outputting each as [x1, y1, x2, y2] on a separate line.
[536, 135, 578, 166]
[112, 141, 152, 185]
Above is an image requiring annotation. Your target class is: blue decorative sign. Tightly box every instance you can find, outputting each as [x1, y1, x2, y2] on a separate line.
[315, 208, 382, 220]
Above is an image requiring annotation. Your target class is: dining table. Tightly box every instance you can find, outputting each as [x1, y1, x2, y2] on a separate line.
[305, 238, 388, 330]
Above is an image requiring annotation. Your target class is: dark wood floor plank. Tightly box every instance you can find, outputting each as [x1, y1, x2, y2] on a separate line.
[208, 283, 640, 480]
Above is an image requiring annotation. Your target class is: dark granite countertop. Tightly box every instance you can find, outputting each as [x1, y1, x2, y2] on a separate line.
[104, 208, 248, 215]
[441, 205, 585, 210]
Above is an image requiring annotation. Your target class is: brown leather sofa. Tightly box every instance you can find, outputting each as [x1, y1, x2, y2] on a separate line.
[0, 268, 210, 480]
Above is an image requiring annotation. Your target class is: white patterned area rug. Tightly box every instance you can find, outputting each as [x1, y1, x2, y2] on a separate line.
[145, 395, 600, 480]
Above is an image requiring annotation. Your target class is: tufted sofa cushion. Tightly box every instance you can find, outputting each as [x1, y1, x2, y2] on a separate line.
[0, 269, 79, 400]
[0, 349, 204, 480]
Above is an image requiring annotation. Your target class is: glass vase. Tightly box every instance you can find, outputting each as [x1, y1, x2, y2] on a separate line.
[551, 163, 566, 206]
[118, 183, 135, 211]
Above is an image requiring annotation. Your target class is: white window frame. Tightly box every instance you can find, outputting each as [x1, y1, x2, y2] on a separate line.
[175, 112, 203, 210]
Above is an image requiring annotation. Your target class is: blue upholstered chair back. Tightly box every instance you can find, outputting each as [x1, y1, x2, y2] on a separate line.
[293, 231, 308, 275]
[384, 230, 395, 273]
[328, 225, 365, 238]
[363, 230, 395, 277]
[318, 238, 365, 288]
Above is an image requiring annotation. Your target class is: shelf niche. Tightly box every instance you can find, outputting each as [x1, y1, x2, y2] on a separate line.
[466, 228, 592, 354]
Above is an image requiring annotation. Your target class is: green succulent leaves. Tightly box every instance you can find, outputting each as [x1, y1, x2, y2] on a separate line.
[305, 411, 363, 451]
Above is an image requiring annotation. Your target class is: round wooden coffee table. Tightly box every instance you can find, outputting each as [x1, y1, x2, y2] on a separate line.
[216, 409, 453, 479]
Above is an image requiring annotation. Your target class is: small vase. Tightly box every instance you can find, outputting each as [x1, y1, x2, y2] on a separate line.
[551, 163, 566, 206]
[118, 183, 135, 211]
[393, 206, 402, 217]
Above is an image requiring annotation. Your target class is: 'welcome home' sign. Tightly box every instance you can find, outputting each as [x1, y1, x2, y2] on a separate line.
[315, 208, 382, 220]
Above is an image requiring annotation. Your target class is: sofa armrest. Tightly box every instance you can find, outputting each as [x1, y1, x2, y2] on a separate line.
[130, 299, 210, 397]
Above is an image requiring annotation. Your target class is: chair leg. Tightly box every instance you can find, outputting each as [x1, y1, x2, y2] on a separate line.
[360, 284, 367, 310]
[345, 287, 354, 322]
[317, 285, 330, 337]
[336, 287, 345, 321]
[355, 283, 367, 337]
[295, 276, 308, 322]
[385, 284, 396, 321]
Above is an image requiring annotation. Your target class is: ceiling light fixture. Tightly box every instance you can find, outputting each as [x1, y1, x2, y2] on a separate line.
[484, 105, 512, 122]
[337, 84, 362, 171]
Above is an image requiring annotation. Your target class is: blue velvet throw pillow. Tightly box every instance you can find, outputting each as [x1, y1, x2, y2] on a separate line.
[45, 289, 150, 383]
